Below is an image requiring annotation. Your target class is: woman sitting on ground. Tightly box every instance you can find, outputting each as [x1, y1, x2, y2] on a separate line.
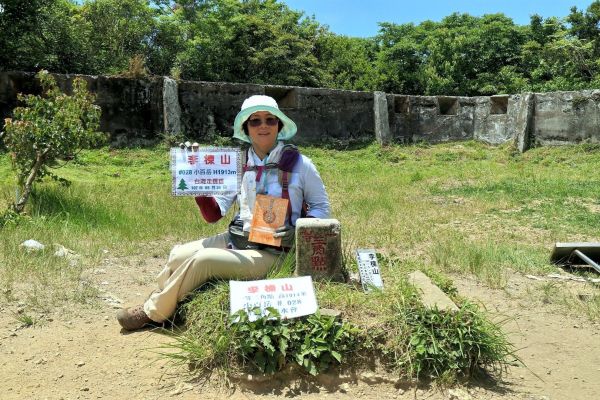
[116, 95, 330, 331]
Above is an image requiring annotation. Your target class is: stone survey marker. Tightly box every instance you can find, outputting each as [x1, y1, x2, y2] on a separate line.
[295, 218, 344, 282]
[170, 147, 241, 196]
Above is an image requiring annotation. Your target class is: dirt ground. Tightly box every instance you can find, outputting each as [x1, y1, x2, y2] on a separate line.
[1, 251, 599, 400]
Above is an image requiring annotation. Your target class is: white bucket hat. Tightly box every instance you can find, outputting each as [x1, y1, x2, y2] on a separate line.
[233, 95, 297, 143]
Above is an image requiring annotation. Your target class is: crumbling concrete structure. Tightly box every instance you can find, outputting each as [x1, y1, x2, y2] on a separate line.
[2, 71, 600, 152]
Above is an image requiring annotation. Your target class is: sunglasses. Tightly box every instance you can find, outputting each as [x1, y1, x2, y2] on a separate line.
[246, 116, 279, 127]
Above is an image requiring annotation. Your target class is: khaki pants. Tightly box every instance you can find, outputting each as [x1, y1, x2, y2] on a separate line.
[144, 232, 278, 322]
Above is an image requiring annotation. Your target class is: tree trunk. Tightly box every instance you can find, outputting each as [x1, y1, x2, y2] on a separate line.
[12, 150, 47, 214]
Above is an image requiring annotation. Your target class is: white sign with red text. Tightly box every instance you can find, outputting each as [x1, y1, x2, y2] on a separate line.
[229, 276, 318, 321]
[170, 147, 241, 196]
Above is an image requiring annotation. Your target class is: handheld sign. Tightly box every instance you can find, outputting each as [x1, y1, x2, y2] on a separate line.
[356, 249, 384, 292]
[230, 276, 318, 321]
[170, 147, 241, 196]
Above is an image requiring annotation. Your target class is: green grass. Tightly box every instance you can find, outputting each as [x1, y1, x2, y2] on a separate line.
[2, 140, 600, 380]
[2, 141, 599, 301]
[13, 311, 37, 328]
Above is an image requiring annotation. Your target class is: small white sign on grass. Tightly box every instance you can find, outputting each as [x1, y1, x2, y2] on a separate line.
[229, 276, 318, 321]
[356, 249, 384, 292]
[170, 147, 242, 196]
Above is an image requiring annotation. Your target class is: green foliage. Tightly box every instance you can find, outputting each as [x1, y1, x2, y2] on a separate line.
[13, 311, 37, 328]
[176, 304, 361, 375]
[375, 13, 529, 95]
[163, 286, 361, 377]
[78, 0, 157, 75]
[291, 312, 358, 375]
[229, 307, 360, 375]
[315, 33, 379, 91]
[2, 70, 105, 213]
[401, 303, 517, 379]
[0, 208, 21, 228]
[3, 1, 600, 93]
[168, 274, 516, 381]
[174, 0, 324, 86]
[230, 308, 290, 374]
[0, 0, 71, 72]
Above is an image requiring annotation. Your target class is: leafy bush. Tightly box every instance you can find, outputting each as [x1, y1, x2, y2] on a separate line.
[0, 208, 21, 228]
[401, 303, 517, 380]
[230, 307, 361, 375]
[1, 70, 105, 214]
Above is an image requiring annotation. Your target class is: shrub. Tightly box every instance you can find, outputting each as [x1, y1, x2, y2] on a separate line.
[1, 70, 105, 214]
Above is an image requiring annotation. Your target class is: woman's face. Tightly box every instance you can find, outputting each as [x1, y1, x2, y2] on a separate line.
[247, 111, 280, 158]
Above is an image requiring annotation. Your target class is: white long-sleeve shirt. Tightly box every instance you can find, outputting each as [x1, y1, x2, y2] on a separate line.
[213, 152, 330, 225]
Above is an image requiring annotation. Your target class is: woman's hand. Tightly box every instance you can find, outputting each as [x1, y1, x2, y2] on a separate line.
[273, 225, 295, 248]
[179, 141, 199, 151]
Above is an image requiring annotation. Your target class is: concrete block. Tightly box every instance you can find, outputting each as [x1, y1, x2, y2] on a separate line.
[508, 92, 535, 153]
[408, 271, 458, 312]
[388, 94, 412, 143]
[287, 87, 374, 146]
[411, 96, 475, 143]
[163, 77, 182, 135]
[533, 90, 600, 146]
[178, 80, 263, 142]
[374, 91, 391, 145]
[473, 96, 511, 145]
[295, 218, 344, 282]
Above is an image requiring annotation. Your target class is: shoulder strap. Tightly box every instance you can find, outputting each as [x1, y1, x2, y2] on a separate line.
[277, 145, 301, 223]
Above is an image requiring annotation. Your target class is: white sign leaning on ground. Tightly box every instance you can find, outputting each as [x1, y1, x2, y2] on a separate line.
[170, 147, 242, 196]
[356, 249, 384, 292]
[229, 276, 318, 321]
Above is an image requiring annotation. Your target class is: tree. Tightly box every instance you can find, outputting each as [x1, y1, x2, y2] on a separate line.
[1, 70, 105, 214]
[374, 22, 425, 94]
[419, 13, 526, 95]
[315, 33, 379, 91]
[175, 0, 325, 86]
[567, 1, 600, 57]
[78, 0, 157, 75]
[145, 11, 187, 76]
[0, 0, 74, 72]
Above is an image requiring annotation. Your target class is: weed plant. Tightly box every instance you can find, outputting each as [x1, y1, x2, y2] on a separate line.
[397, 303, 516, 380]
[13, 312, 37, 328]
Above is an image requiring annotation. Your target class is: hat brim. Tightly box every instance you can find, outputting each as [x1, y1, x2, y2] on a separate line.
[233, 105, 297, 143]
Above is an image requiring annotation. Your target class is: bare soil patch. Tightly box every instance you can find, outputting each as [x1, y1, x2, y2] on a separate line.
[1, 251, 599, 399]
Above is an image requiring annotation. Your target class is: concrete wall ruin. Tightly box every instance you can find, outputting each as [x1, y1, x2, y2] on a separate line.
[0, 71, 164, 147]
[2, 71, 600, 151]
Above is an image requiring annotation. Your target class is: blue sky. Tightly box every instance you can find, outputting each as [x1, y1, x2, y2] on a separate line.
[283, 0, 597, 37]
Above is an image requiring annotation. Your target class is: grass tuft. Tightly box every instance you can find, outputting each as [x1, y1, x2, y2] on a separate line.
[13, 312, 37, 328]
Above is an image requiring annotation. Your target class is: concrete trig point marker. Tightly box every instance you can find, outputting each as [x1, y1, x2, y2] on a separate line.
[295, 218, 344, 282]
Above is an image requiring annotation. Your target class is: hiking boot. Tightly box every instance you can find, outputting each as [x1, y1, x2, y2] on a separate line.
[116, 305, 153, 331]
